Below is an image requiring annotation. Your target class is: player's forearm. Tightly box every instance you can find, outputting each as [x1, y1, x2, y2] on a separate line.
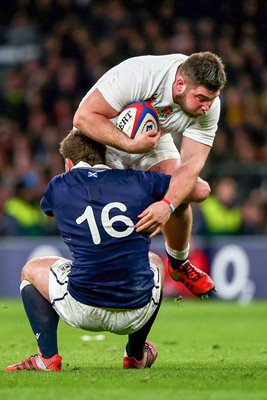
[164, 163, 199, 208]
[74, 110, 160, 154]
[74, 111, 133, 151]
[73, 89, 161, 154]
[165, 137, 211, 208]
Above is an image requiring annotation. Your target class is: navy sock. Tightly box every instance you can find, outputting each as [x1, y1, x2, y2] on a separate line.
[21, 284, 59, 358]
[126, 292, 163, 360]
[167, 253, 187, 270]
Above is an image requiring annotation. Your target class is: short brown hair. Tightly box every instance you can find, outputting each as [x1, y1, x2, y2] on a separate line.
[59, 129, 106, 165]
[179, 51, 227, 92]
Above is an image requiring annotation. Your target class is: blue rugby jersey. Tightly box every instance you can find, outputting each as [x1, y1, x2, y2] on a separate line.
[41, 165, 171, 308]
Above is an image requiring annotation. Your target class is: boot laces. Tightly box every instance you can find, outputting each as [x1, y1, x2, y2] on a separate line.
[183, 263, 203, 282]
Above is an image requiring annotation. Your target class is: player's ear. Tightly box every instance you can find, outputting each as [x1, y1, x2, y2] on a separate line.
[175, 76, 186, 94]
[65, 158, 74, 172]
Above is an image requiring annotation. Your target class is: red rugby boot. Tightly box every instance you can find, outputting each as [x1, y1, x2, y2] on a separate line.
[6, 353, 62, 371]
[123, 341, 158, 369]
[168, 260, 215, 297]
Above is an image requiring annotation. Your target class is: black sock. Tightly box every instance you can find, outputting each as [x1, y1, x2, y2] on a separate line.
[166, 253, 187, 270]
[126, 292, 163, 360]
[21, 283, 59, 358]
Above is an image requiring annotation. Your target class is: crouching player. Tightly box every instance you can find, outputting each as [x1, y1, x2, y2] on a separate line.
[6, 129, 171, 371]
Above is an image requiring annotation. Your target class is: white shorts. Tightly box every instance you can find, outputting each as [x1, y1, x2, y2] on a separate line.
[49, 258, 162, 335]
[106, 133, 180, 171]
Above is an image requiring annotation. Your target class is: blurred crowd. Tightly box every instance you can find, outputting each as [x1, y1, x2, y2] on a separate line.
[0, 0, 267, 236]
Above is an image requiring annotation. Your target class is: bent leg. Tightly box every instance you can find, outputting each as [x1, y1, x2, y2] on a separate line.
[21, 256, 62, 301]
[149, 159, 210, 251]
[162, 204, 192, 253]
[149, 159, 216, 298]
[6, 257, 64, 370]
[20, 257, 64, 359]
[125, 252, 164, 362]
[149, 251, 165, 286]
[149, 159, 191, 252]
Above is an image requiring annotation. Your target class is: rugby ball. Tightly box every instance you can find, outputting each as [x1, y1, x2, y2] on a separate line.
[116, 101, 159, 139]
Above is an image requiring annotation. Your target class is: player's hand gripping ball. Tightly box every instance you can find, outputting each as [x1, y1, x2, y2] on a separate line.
[116, 101, 159, 139]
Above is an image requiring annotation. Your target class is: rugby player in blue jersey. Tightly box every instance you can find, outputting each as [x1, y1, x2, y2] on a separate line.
[6, 129, 174, 371]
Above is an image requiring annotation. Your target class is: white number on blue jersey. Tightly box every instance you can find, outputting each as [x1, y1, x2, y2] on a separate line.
[76, 202, 134, 244]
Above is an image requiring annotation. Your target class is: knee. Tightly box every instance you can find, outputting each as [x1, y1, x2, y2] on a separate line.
[149, 252, 165, 284]
[196, 180, 211, 202]
[21, 261, 32, 282]
[21, 258, 38, 282]
[149, 251, 162, 267]
[188, 179, 211, 203]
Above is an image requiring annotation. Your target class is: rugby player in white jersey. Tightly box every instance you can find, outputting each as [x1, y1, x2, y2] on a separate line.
[73, 51, 227, 297]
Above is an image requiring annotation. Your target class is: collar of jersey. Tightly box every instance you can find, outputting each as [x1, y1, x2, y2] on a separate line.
[71, 161, 111, 171]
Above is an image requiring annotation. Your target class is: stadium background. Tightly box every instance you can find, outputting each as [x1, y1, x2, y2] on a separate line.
[0, 0, 267, 302]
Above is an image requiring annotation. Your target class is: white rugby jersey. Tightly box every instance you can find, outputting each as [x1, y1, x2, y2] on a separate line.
[79, 54, 221, 147]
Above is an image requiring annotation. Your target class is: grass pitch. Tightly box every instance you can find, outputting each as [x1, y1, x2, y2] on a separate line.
[1, 298, 267, 400]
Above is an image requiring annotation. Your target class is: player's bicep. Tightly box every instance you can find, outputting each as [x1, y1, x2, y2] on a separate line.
[75, 89, 119, 122]
[98, 68, 148, 111]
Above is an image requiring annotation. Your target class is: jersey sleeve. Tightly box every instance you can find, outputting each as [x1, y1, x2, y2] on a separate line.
[40, 179, 55, 217]
[138, 171, 171, 200]
[182, 97, 221, 146]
